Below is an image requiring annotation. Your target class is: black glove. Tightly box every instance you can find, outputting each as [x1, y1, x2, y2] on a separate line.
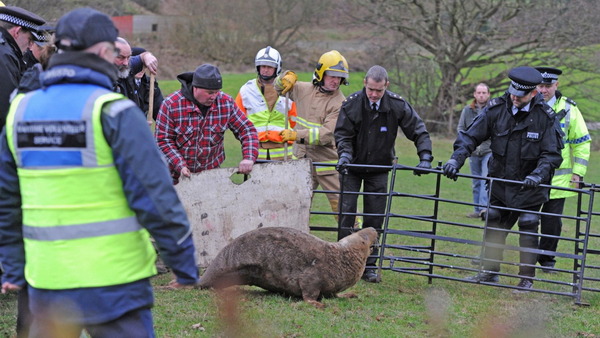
[443, 159, 460, 181]
[522, 174, 542, 189]
[413, 160, 432, 176]
[336, 154, 351, 174]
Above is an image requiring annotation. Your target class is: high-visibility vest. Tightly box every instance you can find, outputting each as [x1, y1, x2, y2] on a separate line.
[236, 79, 296, 159]
[550, 96, 591, 199]
[6, 84, 156, 289]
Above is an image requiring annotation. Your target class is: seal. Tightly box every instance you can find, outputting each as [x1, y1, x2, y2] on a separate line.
[198, 226, 378, 307]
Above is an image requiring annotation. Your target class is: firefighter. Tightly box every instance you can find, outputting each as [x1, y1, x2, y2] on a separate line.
[275, 50, 349, 216]
[535, 67, 591, 273]
[235, 46, 297, 160]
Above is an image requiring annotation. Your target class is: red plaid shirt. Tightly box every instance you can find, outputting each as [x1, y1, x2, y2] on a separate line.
[155, 90, 258, 181]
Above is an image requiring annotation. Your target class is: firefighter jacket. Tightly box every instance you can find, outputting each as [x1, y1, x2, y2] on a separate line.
[549, 91, 591, 199]
[287, 81, 344, 175]
[451, 92, 564, 208]
[235, 78, 297, 160]
[335, 88, 432, 173]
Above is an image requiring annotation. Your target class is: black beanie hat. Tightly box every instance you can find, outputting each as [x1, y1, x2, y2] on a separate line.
[192, 64, 222, 89]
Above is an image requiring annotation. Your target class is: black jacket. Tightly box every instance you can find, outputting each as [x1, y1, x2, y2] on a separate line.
[0, 27, 25, 131]
[335, 88, 432, 173]
[451, 92, 563, 208]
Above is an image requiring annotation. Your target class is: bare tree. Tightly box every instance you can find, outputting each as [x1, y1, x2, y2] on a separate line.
[165, 0, 327, 72]
[347, 0, 600, 134]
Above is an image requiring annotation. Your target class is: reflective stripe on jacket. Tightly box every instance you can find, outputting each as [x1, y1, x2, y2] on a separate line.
[550, 95, 591, 199]
[6, 84, 156, 289]
[287, 82, 343, 175]
[235, 79, 296, 144]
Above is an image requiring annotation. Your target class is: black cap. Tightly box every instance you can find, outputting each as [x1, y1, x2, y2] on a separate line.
[535, 67, 562, 84]
[131, 47, 146, 56]
[507, 66, 542, 97]
[55, 8, 118, 51]
[0, 6, 45, 31]
[192, 64, 222, 89]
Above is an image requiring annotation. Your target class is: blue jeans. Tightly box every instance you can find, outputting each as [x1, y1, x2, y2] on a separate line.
[469, 152, 491, 213]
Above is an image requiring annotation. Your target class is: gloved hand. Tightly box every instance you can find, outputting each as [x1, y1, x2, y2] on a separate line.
[413, 160, 432, 176]
[414, 153, 433, 176]
[336, 154, 351, 174]
[522, 174, 542, 189]
[276, 71, 297, 95]
[280, 129, 297, 142]
[443, 159, 460, 181]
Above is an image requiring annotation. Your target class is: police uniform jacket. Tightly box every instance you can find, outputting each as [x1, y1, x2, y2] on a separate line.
[335, 88, 432, 173]
[450, 92, 563, 208]
[0, 26, 26, 130]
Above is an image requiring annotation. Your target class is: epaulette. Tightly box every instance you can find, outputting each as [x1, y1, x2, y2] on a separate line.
[388, 92, 404, 101]
[342, 92, 360, 104]
[543, 104, 555, 119]
[565, 97, 577, 106]
[487, 97, 504, 108]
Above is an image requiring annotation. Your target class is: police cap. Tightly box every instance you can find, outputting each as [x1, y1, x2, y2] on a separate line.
[0, 6, 45, 31]
[31, 24, 54, 46]
[507, 66, 542, 97]
[535, 67, 562, 84]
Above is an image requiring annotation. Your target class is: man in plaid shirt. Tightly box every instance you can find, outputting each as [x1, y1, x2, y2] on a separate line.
[155, 64, 258, 184]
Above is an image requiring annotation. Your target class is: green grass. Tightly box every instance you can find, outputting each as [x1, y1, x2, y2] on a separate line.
[151, 136, 600, 337]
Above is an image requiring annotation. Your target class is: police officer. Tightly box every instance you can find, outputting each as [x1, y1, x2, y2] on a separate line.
[443, 66, 563, 291]
[334, 65, 433, 283]
[0, 5, 45, 131]
[535, 67, 591, 273]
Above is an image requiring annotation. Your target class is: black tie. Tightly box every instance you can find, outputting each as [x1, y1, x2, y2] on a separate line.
[372, 103, 377, 111]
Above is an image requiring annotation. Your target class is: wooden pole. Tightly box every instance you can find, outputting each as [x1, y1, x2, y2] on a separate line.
[147, 73, 155, 126]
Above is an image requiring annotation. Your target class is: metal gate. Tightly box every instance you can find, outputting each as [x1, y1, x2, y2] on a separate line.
[308, 162, 599, 305]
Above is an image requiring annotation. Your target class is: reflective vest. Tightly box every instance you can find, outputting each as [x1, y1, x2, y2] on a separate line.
[550, 96, 591, 199]
[236, 79, 296, 159]
[6, 84, 156, 289]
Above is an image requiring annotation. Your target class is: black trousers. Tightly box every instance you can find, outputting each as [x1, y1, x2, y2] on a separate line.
[338, 171, 388, 267]
[538, 198, 566, 265]
[481, 196, 541, 278]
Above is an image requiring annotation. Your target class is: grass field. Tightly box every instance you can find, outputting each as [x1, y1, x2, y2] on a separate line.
[2, 76, 600, 337]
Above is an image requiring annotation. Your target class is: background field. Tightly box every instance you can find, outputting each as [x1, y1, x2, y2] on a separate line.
[2, 76, 600, 337]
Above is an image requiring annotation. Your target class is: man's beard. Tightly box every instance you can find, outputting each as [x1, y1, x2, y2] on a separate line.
[117, 65, 130, 79]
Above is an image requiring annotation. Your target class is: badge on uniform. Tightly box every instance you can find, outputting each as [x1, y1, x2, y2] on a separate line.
[380, 126, 387, 132]
[526, 131, 539, 140]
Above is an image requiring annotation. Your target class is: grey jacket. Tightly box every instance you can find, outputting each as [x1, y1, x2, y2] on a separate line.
[457, 100, 491, 156]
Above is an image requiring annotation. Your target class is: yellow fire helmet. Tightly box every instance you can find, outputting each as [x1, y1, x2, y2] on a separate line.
[312, 50, 349, 86]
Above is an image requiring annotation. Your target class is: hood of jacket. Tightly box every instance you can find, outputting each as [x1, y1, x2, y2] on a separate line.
[42, 52, 118, 89]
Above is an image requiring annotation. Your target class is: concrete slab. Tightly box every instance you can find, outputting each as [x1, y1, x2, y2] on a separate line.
[175, 159, 313, 267]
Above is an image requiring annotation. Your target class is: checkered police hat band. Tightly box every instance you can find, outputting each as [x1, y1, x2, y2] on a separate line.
[0, 13, 39, 31]
[510, 80, 536, 91]
[540, 72, 559, 80]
